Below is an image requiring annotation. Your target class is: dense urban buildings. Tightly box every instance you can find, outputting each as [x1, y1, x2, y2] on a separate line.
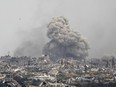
[0, 54, 116, 87]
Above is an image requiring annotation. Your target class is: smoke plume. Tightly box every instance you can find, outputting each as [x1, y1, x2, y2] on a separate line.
[14, 26, 48, 57]
[43, 16, 89, 61]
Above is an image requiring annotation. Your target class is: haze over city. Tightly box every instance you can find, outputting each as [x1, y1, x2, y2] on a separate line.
[0, 0, 116, 58]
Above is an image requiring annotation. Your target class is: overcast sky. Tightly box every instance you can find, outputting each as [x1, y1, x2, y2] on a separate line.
[0, 0, 116, 58]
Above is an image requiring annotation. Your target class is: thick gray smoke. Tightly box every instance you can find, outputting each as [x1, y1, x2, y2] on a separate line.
[43, 16, 89, 61]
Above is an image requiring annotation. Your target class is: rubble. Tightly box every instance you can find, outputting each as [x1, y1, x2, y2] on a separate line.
[0, 54, 116, 87]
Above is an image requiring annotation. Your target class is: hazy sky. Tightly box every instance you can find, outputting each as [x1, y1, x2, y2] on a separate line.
[0, 0, 116, 58]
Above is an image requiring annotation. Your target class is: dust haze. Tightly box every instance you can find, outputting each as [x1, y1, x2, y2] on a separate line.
[0, 0, 116, 58]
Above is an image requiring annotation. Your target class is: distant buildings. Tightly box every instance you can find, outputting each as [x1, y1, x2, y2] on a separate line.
[0, 55, 38, 66]
[0, 55, 116, 87]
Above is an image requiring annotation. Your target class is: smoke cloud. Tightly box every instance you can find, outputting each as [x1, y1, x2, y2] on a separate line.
[13, 0, 61, 57]
[43, 16, 89, 61]
[12, 0, 116, 59]
[14, 26, 48, 57]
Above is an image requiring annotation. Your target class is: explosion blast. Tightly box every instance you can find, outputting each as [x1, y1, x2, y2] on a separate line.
[43, 16, 89, 61]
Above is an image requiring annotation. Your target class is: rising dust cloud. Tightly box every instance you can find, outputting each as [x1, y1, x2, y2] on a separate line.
[14, 16, 89, 61]
[43, 16, 89, 61]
